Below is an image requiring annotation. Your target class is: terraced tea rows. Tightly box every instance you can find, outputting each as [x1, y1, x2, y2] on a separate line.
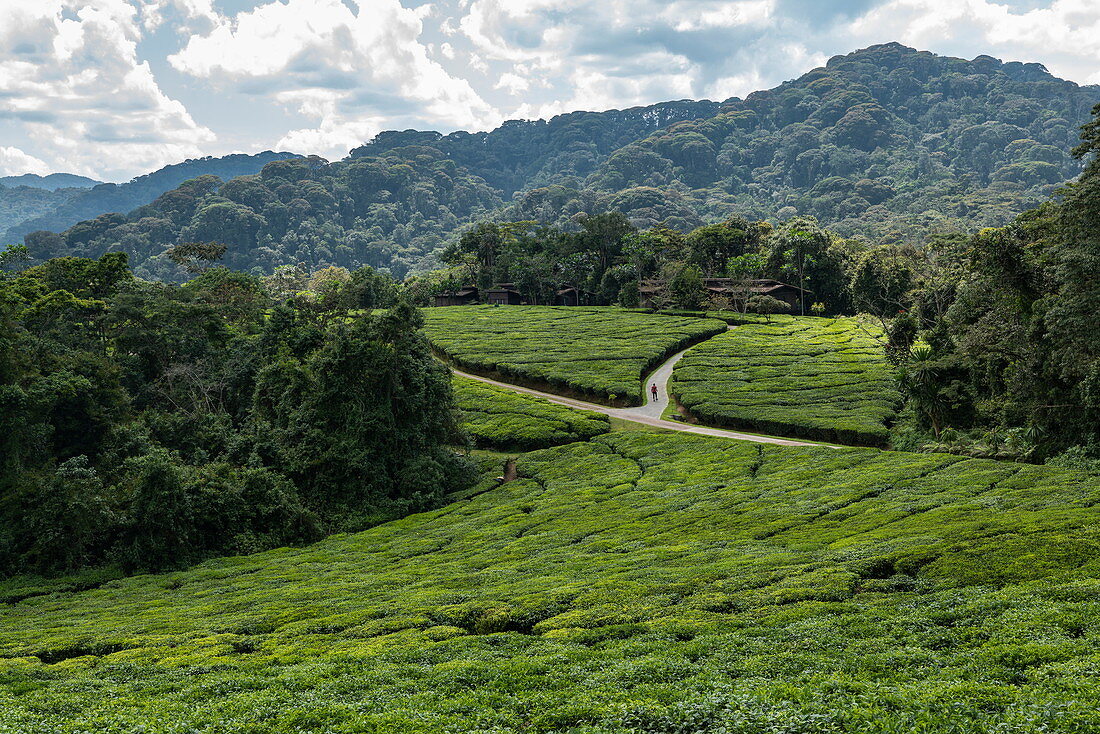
[423, 306, 726, 405]
[672, 317, 901, 445]
[454, 374, 610, 450]
[1, 433, 1098, 732]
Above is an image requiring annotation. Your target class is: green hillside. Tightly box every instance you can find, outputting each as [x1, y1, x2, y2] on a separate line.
[424, 306, 726, 405]
[1, 433, 1097, 732]
[20, 44, 1099, 278]
[0, 184, 75, 234]
[454, 374, 610, 450]
[1, 151, 302, 248]
[566, 42, 1099, 242]
[672, 316, 901, 445]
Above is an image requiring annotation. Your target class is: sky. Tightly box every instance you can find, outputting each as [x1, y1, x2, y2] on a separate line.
[1, 0, 1098, 182]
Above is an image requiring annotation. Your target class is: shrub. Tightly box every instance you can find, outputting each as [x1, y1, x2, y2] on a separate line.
[670, 316, 901, 445]
[453, 375, 610, 450]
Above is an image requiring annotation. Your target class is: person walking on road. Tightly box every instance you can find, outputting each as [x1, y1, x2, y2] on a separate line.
[650, 383, 659, 402]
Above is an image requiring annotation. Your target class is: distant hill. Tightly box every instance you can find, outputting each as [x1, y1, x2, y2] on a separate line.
[348, 100, 722, 196]
[22, 44, 1100, 278]
[0, 184, 76, 236]
[562, 42, 1100, 241]
[0, 172, 102, 190]
[1, 151, 303, 243]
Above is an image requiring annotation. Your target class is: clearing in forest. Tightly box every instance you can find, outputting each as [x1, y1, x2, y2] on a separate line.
[0, 433, 1097, 732]
[423, 305, 726, 405]
[671, 316, 901, 445]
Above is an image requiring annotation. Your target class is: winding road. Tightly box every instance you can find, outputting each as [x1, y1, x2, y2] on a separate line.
[451, 331, 839, 448]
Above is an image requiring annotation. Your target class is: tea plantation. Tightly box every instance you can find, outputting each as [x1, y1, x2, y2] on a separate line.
[423, 306, 726, 405]
[671, 317, 901, 445]
[1, 432, 1098, 732]
[454, 374, 610, 450]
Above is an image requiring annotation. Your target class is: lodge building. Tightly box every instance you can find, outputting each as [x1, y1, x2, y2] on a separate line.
[638, 278, 809, 310]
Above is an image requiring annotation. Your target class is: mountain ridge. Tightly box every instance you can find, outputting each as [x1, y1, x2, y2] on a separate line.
[12, 43, 1100, 278]
[1, 151, 304, 244]
[0, 173, 102, 190]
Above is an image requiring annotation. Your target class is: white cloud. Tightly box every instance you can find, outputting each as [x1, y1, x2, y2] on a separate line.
[0, 0, 213, 180]
[138, 0, 218, 32]
[169, 0, 501, 158]
[849, 0, 1100, 83]
[494, 72, 529, 94]
[0, 146, 50, 176]
[455, 0, 819, 119]
[662, 0, 774, 32]
[5, 0, 1100, 181]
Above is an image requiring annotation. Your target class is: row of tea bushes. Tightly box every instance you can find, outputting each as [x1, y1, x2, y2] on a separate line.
[423, 306, 727, 405]
[454, 375, 610, 450]
[0, 433, 1097, 731]
[671, 317, 901, 445]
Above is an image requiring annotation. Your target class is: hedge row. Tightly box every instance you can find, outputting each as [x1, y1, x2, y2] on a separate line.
[454, 375, 610, 450]
[1, 433, 1098, 731]
[424, 306, 727, 405]
[671, 316, 901, 445]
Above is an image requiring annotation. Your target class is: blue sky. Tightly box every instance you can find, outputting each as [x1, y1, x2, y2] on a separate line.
[1, 0, 1098, 181]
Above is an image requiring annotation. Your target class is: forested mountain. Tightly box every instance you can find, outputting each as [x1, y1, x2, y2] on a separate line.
[570, 42, 1098, 241]
[0, 173, 101, 190]
[1, 151, 301, 244]
[0, 184, 78, 235]
[14, 102, 720, 280]
[347, 100, 721, 195]
[14, 43, 1099, 280]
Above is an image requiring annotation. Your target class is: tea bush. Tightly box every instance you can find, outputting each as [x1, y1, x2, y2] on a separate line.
[423, 305, 726, 405]
[672, 316, 901, 445]
[0, 432, 1098, 732]
[454, 375, 610, 450]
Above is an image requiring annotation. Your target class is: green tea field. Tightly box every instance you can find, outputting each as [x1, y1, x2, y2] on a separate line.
[454, 374, 610, 450]
[423, 306, 726, 405]
[671, 317, 901, 445]
[1, 433, 1098, 732]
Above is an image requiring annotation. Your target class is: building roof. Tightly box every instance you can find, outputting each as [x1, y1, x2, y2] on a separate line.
[639, 278, 811, 295]
[436, 286, 478, 300]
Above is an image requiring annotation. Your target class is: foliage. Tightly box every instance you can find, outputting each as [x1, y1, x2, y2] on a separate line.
[577, 43, 1097, 245]
[671, 316, 901, 445]
[745, 294, 789, 320]
[668, 263, 705, 310]
[1, 152, 301, 244]
[0, 432, 1097, 731]
[765, 216, 855, 314]
[453, 375, 609, 450]
[0, 253, 466, 575]
[888, 102, 1100, 458]
[423, 306, 727, 405]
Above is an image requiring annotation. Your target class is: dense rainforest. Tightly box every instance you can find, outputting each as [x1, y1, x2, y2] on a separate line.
[0, 184, 78, 236]
[0, 254, 470, 575]
[10, 43, 1098, 280]
[888, 99, 1100, 464]
[0, 151, 301, 243]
